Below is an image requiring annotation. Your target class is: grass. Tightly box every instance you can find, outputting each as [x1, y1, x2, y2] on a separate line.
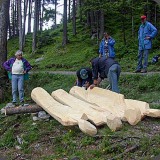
[0, 73, 160, 159]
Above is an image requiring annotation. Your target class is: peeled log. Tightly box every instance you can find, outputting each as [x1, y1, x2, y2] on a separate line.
[144, 109, 160, 118]
[31, 87, 97, 136]
[69, 86, 125, 119]
[69, 86, 142, 125]
[5, 105, 43, 115]
[51, 89, 122, 131]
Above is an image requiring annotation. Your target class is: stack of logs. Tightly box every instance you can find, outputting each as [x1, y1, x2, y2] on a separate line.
[4, 86, 160, 136]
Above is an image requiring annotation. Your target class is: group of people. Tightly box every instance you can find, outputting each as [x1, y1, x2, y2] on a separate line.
[3, 15, 157, 105]
[76, 15, 157, 92]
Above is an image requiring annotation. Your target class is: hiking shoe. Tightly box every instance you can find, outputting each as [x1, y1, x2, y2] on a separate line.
[141, 69, 147, 73]
[134, 69, 141, 73]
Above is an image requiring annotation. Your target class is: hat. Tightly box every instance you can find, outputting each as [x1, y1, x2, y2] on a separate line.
[80, 69, 88, 79]
[141, 15, 146, 19]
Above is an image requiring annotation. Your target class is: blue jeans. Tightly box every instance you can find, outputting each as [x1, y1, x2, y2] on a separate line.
[12, 74, 24, 103]
[137, 49, 149, 70]
[107, 64, 121, 93]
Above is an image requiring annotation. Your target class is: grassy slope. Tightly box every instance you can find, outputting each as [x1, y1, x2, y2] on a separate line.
[7, 22, 160, 72]
[1, 23, 160, 159]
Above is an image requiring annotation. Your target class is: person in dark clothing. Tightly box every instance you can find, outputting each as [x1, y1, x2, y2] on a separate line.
[90, 57, 121, 93]
[76, 68, 93, 89]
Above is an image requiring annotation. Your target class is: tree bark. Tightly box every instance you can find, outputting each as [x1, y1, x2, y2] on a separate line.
[68, 0, 71, 22]
[8, 0, 11, 39]
[0, 0, 10, 72]
[72, 0, 76, 35]
[54, 0, 57, 27]
[62, 0, 68, 46]
[99, 10, 104, 39]
[5, 105, 43, 115]
[18, 0, 23, 50]
[22, 0, 28, 49]
[27, 0, 31, 33]
[32, 0, 38, 53]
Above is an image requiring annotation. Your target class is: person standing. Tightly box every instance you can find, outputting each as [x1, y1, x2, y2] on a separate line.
[76, 67, 93, 89]
[99, 32, 116, 58]
[135, 15, 157, 73]
[3, 50, 32, 106]
[90, 57, 121, 93]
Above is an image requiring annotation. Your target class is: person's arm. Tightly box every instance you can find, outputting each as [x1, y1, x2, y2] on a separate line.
[108, 37, 115, 46]
[146, 23, 157, 39]
[99, 40, 103, 56]
[90, 77, 102, 89]
[3, 59, 12, 71]
[24, 59, 32, 72]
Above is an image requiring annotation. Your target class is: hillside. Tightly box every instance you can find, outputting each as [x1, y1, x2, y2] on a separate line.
[1, 20, 160, 160]
[7, 22, 160, 73]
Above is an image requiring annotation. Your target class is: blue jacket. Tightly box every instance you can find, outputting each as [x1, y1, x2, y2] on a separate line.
[99, 37, 116, 58]
[3, 57, 32, 80]
[138, 21, 157, 50]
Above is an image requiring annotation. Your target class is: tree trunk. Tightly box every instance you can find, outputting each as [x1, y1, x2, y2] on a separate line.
[86, 11, 91, 27]
[79, 0, 82, 23]
[22, 0, 28, 49]
[27, 0, 31, 33]
[99, 10, 104, 39]
[62, 0, 68, 46]
[72, 0, 76, 35]
[8, 0, 11, 39]
[15, 0, 19, 36]
[131, 0, 134, 37]
[18, 0, 23, 50]
[90, 10, 95, 33]
[37, 0, 40, 31]
[0, 0, 10, 73]
[68, 0, 71, 22]
[54, 0, 57, 27]
[32, 0, 38, 53]
[5, 105, 43, 115]
[40, 0, 44, 31]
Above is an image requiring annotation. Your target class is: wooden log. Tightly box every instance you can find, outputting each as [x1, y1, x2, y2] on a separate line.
[69, 86, 142, 125]
[144, 109, 160, 118]
[51, 89, 122, 131]
[5, 105, 43, 115]
[69, 86, 124, 118]
[31, 87, 97, 136]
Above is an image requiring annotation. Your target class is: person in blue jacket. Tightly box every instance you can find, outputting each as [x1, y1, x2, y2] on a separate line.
[99, 32, 116, 58]
[135, 15, 157, 73]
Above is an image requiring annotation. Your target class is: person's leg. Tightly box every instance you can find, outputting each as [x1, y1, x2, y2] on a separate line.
[107, 64, 120, 93]
[18, 75, 24, 103]
[12, 74, 18, 103]
[143, 49, 149, 70]
[136, 50, 143, 71]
